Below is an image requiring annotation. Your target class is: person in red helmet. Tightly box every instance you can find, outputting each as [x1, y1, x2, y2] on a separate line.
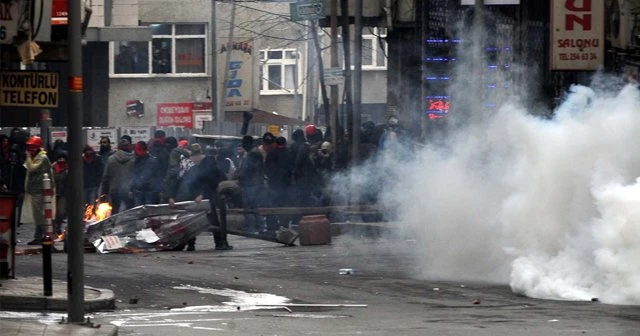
[22, 136, 55, 245]
[305, 124, 317, 138]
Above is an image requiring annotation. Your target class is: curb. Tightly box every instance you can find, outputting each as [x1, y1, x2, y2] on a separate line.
[0, 286, 116, 312]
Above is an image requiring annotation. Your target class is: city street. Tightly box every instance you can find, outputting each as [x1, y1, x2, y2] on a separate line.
[3, 232, 640, 335]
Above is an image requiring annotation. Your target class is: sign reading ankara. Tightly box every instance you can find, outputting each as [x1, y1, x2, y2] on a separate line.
[0, 71, 60, 108]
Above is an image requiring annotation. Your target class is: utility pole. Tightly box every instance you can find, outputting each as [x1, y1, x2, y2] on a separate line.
[330, 0, 338, 151]
[211, 0, 218, 134]
[67, 0, 85, 323]
[340, 0, 353, 138]
[217, 0, 237, 135]
[352, 0, 362, 166]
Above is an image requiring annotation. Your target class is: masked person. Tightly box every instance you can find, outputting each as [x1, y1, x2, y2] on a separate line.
[52, 152, 68, 235]
[100, 136, 135, 214]
[130, 141, 159, 206]
[83, 145, 103, 205]
[21, 136, 55, 245]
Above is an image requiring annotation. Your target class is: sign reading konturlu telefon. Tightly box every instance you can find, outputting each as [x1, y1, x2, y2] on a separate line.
[550, 0, 605, 71]
[0, 71, 59, 107]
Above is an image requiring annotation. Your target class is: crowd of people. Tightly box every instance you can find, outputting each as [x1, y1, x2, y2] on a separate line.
[0, 117, 408, 250]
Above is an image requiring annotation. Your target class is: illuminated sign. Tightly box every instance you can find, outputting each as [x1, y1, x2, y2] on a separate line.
[0, 71, 59, 108]
[52, 0, 67, 25]
[426, 96, 449, 119]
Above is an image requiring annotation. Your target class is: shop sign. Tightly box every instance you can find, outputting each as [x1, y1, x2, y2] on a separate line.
[218, 40, 255, 112]
[0, 71, 59, 108]
[157, 102, 194, 128]
[550, 0, 605, 71]
[0, 0, 20, 44]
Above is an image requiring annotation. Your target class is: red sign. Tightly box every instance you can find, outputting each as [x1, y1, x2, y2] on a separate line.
[52, 0, 68, 25]
[157, 103, 194, 128]
[550, 0, 604, 70]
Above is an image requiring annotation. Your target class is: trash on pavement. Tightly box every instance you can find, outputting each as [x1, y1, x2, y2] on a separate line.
[339, 268, 355, 275]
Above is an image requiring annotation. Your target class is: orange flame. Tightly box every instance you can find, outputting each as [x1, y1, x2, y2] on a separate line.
[84, 202, 113, 222]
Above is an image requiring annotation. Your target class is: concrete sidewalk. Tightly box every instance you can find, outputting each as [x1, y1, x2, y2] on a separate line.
[0, 277, 117, 335]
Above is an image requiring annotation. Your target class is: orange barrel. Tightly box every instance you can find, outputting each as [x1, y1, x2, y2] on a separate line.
[298, 215, 331, 246]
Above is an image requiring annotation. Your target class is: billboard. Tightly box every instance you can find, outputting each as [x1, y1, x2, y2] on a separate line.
[217, 40, 255, 111]
[550, 0, 605, 71]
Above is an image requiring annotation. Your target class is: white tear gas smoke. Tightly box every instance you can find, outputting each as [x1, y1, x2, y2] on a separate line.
[330, 9, 640, 304]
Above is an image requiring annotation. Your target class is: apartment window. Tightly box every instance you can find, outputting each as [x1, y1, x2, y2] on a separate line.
[360, 27, 387, 69]
[112, 23, 206, 76]
[259, 49, 299, 94]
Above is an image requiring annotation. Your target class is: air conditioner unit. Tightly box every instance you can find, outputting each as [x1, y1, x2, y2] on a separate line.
[609, 0, 632, 49]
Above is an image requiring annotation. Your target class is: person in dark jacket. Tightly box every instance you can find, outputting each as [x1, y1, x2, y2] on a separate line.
[83, 145, 103, 205]
[200, 147, 233, 250]
[149, 130, 170, 183]
[289, 129, 318, 207]
[237, 136, 265, 233]
[98, 136, 115, 170]
[264, 136, 292, 231]
[8, 128, 27, 194]
[131, 141, 160, 206]
[100, 136, 135, 214]
[163, 136, 191, 202]
[167, 143, 204, 251]
[52, 151, 68, 235]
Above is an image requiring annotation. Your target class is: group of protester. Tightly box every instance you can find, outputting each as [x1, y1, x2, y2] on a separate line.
[0, 117, 408, 250]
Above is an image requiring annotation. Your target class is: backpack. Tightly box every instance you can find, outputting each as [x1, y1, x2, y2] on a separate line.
[178, 154, 195, 179]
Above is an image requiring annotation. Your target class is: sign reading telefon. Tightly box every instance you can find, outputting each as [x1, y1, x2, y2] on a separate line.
[217, 40, 255, 111]
[550, 0, 604, 71]
[157, 103, 194, 128]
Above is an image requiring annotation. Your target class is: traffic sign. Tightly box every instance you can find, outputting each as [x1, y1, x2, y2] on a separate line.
[323, 68, 344, 86]
[290, 0, 324, 21]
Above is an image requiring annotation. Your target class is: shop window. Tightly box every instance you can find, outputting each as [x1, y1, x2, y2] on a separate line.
[111, 23, 206, 76]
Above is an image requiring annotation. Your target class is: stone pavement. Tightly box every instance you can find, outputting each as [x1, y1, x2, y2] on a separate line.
[1, 319, 118, 336]
[0, 276, 117, 335]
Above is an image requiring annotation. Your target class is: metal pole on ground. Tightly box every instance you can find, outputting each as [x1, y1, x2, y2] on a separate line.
[67, 0, 86, 323]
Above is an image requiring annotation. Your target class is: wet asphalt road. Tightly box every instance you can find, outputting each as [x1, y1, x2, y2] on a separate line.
[7, 231, 640, 335]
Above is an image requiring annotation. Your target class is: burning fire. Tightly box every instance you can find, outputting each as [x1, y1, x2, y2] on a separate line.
[84, 202, 113, 223]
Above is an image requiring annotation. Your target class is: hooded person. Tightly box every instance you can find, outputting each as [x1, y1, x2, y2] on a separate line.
[237, 135, 265, 233]
[258, 132, 277, 162]
[100, 136, 135, 214]
[289, 129, 318, 207]
[21, 136, 55, 244]
[131, 141, 160, 206]
[83, 144, 103, 205]
[149, 130, 170, 181]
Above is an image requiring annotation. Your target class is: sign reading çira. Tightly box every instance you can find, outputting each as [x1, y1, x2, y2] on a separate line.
[550, 0, 604, 71]
[0, 71, 59, 108]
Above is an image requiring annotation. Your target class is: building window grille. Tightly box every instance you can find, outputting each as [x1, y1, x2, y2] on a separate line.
[111, 23, 206, 77]
[259, 48, 299, 95]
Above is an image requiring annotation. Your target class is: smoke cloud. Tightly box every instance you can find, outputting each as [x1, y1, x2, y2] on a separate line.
[332, 9, 640, 304]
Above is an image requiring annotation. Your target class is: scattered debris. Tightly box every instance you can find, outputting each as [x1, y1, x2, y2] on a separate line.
[187, 261, 194, 264]
[129, 297, 139, 304]
[591, 298, 599, 302]
[339, 268, 355, 275]
[472, 298, 481, 305]
[432, 288, 440, 291]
